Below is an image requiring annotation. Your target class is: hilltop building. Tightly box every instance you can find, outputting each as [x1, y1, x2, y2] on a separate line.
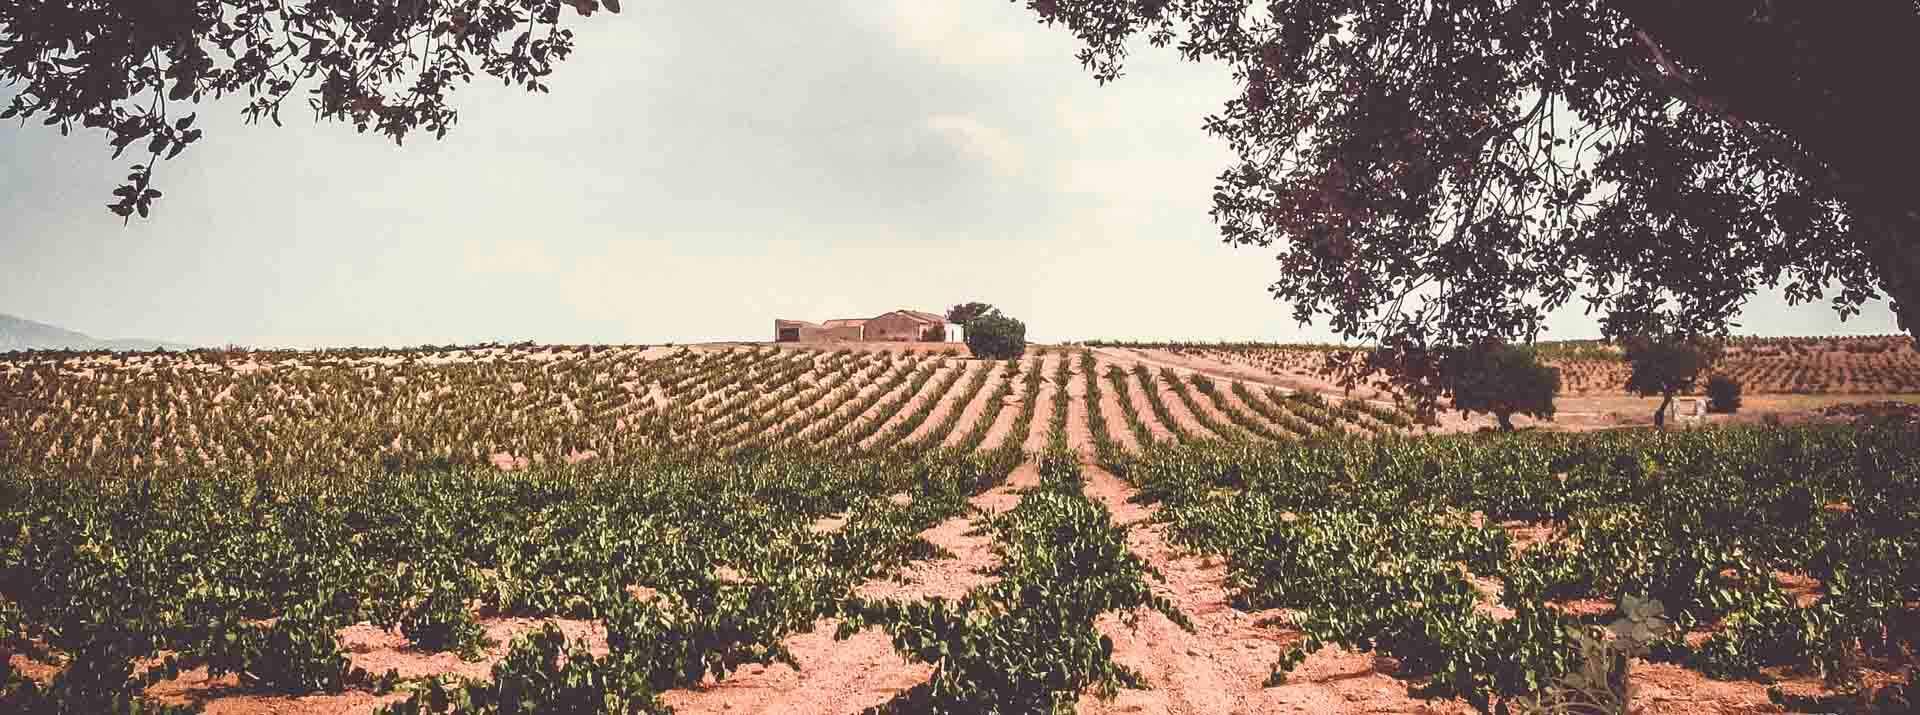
[774, 309, 955, 343]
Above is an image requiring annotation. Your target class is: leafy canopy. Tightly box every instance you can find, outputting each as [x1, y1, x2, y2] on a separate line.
[1623, 335, 1717, 399]
[1440, 344, 1560, 431]
[1, 0, 620, 220]
[946, 302, 1000, 326]
[965, 312, 1027, 360]
[1018, 0, 1920, 393]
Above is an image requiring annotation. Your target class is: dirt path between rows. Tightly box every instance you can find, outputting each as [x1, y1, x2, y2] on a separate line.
[780, 358, 900, 445]
[1064, 355, 1097, 460]
[1121, 364, 1176, 444]
[904, 361, 982, 446]
[666, 461, 1038, 714]
[940, 361, 1007, 449]
[858, 362, 958, 449]
[1214, 378, 1296, 440]
[1022, 353, 1062, 453]
[1145, 368, 1218, 441]
[1076, 464, 1476, 715]
[1094, 358, 1140, 453]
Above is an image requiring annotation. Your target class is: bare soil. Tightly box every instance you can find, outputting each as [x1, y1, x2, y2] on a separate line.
[939, 361, 1007, 448]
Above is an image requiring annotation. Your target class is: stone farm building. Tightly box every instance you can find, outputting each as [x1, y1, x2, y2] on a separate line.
[774, 310, 953, 343]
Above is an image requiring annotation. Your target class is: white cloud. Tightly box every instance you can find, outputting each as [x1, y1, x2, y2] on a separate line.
[866, 0, 1032, 66]
[926, 114, 1024, 177]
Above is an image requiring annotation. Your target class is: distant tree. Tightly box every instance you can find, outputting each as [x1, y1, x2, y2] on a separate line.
[1, 0, 621, 221]
[964, 313, 1026, 360]
[1018, 1, 1920, 411]
[1705, 375, 1743, 414]
[946, 302, 999, 326]
[1624, 335, 1720, 428]
[1439, 344, 1560, 432]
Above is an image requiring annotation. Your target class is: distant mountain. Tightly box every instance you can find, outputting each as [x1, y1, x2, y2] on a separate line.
[0, 313, 196, 352]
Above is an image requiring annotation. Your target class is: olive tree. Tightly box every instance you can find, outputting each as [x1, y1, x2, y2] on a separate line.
[2, 0, 621, 219]
[1623, 335, 1719, 428]
[1018, 1, 1920, 412]
[1439, 344, 1560, 431]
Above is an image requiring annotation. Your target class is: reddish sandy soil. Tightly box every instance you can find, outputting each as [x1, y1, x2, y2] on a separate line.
[1145, 368, 1219, 441]
[858, 361, 960, 449]
[1078, 464, 1477, 715]
[797, 358, 912, 444]
[1022, 353, 1063, 453]
[140, 618, 608, 715]
[837, 360, 937, 446]
[666, 461, 1032, 714]
[903, 361, 982, 445]
[1064, 355, 1098, 459]
[1121, 365, 1177, 443]
[1177, 377, 1254, 441]
[1094, 358, 1142, 453]
[975, 385, 1025, 452]
[1213, 377, 1297, 439]
[939, 361, 1007, 448]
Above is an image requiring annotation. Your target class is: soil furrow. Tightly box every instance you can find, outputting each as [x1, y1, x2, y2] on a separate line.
[941, 362, 1008, 449]
[1093, 358, 1142, 454]
[903, 361, 983, 446]
[665, 461, 1036, 715]
[1077, 464, 1475, 715]
[1121, 365, 1176, 443]
[1147, 368, 1217, 441]
[1022, 353, 1062, 452]
[858, 361, 959, 449]
[1064, 354, 1097, 459]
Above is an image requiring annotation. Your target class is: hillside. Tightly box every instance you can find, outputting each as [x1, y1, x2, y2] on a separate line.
[0, 312, 193, 352]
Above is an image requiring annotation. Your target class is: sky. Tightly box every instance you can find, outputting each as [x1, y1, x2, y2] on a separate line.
[0, 1, 1902, 348]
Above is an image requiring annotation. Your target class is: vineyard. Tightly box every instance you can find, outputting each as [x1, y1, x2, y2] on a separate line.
[2, 342, 1914, 714]
[1111, 335, 1920, 396]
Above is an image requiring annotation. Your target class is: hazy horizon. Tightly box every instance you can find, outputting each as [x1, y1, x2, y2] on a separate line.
[1, 1, 1902, 349]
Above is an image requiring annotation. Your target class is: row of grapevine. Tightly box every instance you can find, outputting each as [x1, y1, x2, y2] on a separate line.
[1118, 424, 1920, 711]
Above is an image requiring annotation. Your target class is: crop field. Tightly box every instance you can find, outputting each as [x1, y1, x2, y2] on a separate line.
[2, 343, 1915, 714]
[1104, 335, 1920, 397]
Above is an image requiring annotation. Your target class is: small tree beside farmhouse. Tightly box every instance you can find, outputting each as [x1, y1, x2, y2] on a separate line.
[965, 313, 1026, 360]
[1440, 344, 1560, 432]
[1624, 336, 1721, 428]
[946, 302, 999, 326]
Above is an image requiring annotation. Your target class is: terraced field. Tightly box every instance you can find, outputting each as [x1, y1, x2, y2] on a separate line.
[2, 343, 1913, 714]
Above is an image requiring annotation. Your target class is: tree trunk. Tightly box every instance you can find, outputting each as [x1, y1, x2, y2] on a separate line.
[1654, 392, 1673, 429]
[1610, 1, 1920, 343]
[1497, 412, 1515, 432]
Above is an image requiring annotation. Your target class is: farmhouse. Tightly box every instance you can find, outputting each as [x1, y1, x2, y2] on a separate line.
[774, 309, 951, 343]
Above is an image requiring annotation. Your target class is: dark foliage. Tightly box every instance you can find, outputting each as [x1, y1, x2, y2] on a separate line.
[1017, 0, 1920, 408]
[1623, 335, 1719, 427]
[1441, 344, 1560, 431]
[1705, 374, 1742, 414]
[964, 312, 1026, 361]
[1, 0, 619, 220]
[945, 302, 999, 326]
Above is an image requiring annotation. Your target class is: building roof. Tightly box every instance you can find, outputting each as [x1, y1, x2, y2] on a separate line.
[822, 318, 868, 328]
[880, 310, 947, 324]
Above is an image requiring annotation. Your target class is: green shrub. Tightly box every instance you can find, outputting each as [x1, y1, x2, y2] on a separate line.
[1441, 344, 1560, 431]
[964, 313, 1027, 361]
[1706, 375, 1742, 414]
